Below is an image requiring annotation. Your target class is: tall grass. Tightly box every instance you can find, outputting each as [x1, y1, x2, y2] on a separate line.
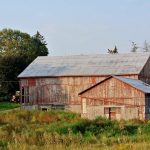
[1, 110, 150, 149]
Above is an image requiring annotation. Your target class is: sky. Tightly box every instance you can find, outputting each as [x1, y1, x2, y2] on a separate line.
[0, 0, 150, 56]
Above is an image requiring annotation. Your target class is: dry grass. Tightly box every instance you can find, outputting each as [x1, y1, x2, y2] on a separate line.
[1, 109, 150, 150]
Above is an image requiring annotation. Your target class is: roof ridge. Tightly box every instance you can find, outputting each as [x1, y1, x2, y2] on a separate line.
[37, 52, 150, 58]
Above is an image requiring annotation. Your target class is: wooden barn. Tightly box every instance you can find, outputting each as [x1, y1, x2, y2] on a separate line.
[79, 76, 150, 120]
[18, 53, 150, 120]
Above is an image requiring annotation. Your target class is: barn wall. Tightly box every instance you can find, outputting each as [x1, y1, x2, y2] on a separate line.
[80, 77, 145, 120]
[81, 105, 139, 120]
[19, 74, 139, 113]
[144, 94, 150, 119]
[139, 57, 150, 84]
[20, 76, 107, 113]
[81, 77, 145, 100]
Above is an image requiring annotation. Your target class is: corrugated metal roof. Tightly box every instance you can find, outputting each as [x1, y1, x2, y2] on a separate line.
[18, 53, 150, 78]
[114, 76, 150, 93]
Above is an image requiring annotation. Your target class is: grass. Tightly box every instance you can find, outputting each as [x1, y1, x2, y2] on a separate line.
[0, 102, 20, 111]
[1, 109, 150, 149]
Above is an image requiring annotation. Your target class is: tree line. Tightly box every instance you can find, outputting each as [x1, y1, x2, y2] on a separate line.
[0, 28, 48, 101]
[108, 41, 150, 54]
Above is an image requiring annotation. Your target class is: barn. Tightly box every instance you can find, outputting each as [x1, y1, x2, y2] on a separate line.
[18, 53, 150, 120]
[79, 76, 150, 120]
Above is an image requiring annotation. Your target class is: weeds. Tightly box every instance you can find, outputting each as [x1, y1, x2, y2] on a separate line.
[1, 109, 150, 149]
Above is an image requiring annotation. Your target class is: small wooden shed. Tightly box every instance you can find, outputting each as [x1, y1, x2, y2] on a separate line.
[79, 76, 150, 120]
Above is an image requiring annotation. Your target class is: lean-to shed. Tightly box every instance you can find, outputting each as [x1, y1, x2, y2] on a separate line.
[18, 53, 150, 119]
[79, 76, 150, 120]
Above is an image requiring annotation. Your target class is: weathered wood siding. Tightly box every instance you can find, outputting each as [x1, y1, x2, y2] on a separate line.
[20, 74, 139, 113]
[145, 94, 150, 119]
[80, 77, 145, 101]
[80, 77, 146, 120]
[20, 76, 107, 112]
[139, 57, 150, 84]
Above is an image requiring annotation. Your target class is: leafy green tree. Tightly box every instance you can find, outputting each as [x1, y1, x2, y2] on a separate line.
[0, 29, 48, 60]
[0, 28, 48, 100]
[0, 55, 29, 100]
[26, 31, 48, 60]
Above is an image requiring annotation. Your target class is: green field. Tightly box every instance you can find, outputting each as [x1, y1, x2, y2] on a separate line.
[0, 102, 20, 111]
[1, 110, 150, 149]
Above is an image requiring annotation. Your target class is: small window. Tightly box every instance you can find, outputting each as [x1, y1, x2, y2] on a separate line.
[21, 86, 29, 104]
[21, 87, 24, 103]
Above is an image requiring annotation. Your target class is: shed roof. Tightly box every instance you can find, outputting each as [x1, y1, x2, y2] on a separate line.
[115, 76, 150, 93]
[18, 53, 150, 78]
[79, 76, 150, 95]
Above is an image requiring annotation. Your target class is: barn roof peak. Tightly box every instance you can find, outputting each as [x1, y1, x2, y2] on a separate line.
[18, 52, 150, 78]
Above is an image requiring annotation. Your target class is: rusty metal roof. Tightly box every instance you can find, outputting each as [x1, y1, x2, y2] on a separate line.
[115, 76, 150, 93]
[18, 53, 150, 78]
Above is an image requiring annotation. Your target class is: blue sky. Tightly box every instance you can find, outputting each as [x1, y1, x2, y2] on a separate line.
[0, 0, 150, 55]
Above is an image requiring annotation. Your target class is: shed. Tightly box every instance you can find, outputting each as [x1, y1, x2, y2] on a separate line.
[79, 76, 150, 120]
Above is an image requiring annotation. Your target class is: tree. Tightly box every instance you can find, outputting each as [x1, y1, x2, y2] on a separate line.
[0, 55, 29, 100]
[0, 28, 49, 100]
[113, 46, 118, 53]
[131, 42, 139, 52]
[27, 31, 48, 60]
[0, 29, 48, 61]
[143, 40, 150, 52]
[108, 46, 118, 54]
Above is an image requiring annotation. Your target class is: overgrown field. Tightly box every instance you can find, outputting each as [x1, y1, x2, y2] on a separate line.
[1, 110, 150, 150]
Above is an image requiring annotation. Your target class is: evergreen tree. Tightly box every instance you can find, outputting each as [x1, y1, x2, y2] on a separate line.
[143, 40, 150, 52]
[131, 42, 139, 52]
[108, 46, 118, 54]
[113, 46, 118, 53]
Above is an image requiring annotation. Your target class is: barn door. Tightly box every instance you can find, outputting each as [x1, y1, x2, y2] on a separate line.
[109, 108, 116, 120]
[104, 107, 119, 120]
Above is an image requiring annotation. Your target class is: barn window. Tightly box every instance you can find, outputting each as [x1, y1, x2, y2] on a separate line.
[21, 87, 29, 104]
[21, 87, 24, 103]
